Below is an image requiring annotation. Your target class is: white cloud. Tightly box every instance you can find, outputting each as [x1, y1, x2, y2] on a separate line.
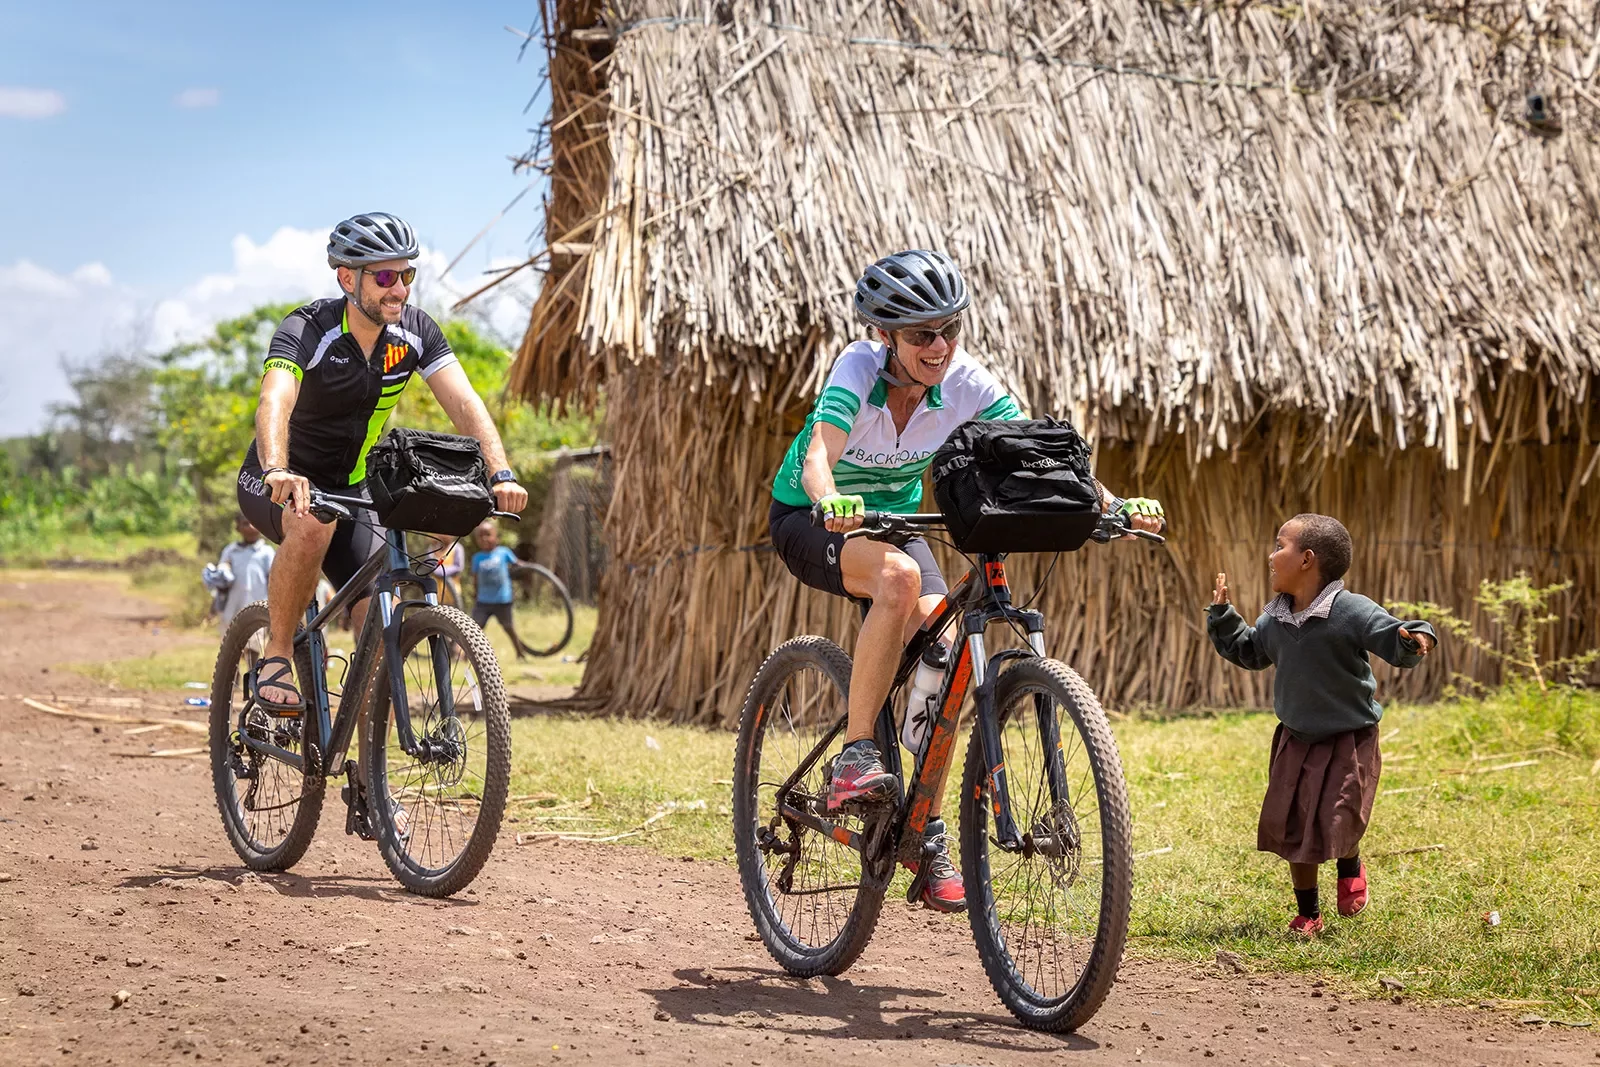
[0, 86, 66, 119]
[173, 87, 220, 109]
[0, 227, 542, 436]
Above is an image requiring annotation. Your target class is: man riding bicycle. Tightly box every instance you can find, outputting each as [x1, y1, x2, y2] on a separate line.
[768, 249, 1165, 912]
[236, 212, 528, 716]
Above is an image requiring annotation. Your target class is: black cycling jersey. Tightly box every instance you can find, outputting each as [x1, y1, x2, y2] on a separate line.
[244, 297, 458, 486]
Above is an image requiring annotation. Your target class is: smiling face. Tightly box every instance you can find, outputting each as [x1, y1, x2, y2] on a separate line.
[475, 522, 500, 551]
[880, 314, 961, 388]
[1269, 519, 1316, 595]
[338, 256, 411, 326]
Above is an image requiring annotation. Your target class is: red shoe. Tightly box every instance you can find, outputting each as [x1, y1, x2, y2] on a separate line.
[903, 826, 966, 913]
[1337, 863, 1369, 916]
[1288, 914, 1324, 937]
[825, 742, 897, 811]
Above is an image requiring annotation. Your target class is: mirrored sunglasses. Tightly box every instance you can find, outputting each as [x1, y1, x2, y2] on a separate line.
[369, 267, 417, 288]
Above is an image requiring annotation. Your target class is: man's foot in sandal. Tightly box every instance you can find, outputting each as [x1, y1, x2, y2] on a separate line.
[254, 656, 305, 717]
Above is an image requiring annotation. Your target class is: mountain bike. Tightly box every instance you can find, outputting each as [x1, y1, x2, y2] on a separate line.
[733, 506, 1162, 1031]
[208, 489, 516, 897]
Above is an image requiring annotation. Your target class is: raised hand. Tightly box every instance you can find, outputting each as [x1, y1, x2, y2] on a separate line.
[1213, 572, 1230, 606]
[1400, 626, 1434, 655]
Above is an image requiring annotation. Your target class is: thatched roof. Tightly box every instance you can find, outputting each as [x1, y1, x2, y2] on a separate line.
[516, 0, 1600, 465]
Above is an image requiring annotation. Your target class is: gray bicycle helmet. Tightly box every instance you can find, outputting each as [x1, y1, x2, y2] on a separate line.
[326, 212, 420, 268]
[853, 249, 971, 329]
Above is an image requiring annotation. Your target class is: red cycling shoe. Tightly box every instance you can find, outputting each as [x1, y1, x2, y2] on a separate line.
[903, 825, 966, 913]
[1288, 914, 1325, 937]
[825, 742, 898, 811]
[1337, 863, 1369, 916]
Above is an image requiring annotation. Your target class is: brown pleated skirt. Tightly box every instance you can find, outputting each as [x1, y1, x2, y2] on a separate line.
[1257, 723, 1381, 864]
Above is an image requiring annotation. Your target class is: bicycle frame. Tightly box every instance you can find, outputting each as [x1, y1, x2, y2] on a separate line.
[236, 519, 456, 778]
[773, 551, 1051, 890]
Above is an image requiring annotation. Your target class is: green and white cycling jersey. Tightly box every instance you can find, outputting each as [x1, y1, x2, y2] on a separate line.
[771, 341, 1024, 513]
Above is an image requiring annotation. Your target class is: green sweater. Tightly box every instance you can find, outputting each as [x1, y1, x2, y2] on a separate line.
[1206, 592, 1437, 744]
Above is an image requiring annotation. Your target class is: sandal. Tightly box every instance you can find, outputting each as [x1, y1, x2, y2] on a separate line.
[254, 656, 305, 716]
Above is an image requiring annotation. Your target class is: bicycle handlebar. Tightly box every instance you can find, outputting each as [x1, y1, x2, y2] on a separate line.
[807, 503, 1165, 545]
[306, 489, 521, 527]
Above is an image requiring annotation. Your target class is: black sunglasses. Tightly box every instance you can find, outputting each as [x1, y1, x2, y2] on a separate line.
[368, 267, 417, 288]
[900, 318, 963, 348]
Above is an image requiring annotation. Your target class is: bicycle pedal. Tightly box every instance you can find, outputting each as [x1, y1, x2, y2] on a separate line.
[341, 769, 377, 842]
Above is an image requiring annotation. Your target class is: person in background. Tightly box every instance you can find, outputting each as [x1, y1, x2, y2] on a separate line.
[1208, 513, 1437, 937]
[470, 520, 535, 659]
[431, 537, 467, 606]
[203, 515, 276, 633]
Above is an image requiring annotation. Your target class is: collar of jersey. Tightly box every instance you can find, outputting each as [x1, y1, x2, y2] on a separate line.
[867, 352, 944, 410]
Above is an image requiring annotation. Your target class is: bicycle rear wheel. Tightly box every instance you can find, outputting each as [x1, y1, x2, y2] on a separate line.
[365, 605, 510, 897]
[732, 636, 888, 977]
[208, 602, 325, 870]
[518, 563, 574, 657]
[959, 657, 1132, 1032]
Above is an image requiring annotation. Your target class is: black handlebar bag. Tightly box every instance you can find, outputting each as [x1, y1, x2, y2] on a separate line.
[366, 429, 495, 536]
[931, 418, 1102, 553]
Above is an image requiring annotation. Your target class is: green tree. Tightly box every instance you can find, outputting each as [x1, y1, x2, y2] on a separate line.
[153, 303, 297, 551]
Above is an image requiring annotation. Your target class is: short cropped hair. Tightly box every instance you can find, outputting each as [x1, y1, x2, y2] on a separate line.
[1288, 513, 1352, 584]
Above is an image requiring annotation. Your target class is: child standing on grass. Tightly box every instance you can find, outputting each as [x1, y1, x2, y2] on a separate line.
[470, 520, 535, 660]
[203, 514, 276, 632]
[1207, 514, 1437, 937]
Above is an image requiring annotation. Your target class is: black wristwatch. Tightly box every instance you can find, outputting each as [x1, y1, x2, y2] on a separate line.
[489, 469, 518, 486]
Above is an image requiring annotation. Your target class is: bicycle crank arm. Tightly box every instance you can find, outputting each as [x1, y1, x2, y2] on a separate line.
[777, 802, 861, 852]
[237, 730, 303, 773]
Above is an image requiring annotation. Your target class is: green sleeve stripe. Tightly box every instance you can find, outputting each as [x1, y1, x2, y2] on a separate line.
[263, 357, 303, 381]
[815, 386, 861, 430]
[978, 395, 1024, 421]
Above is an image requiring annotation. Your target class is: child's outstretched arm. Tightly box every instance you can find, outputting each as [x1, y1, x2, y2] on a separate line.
[1206, 572, 1274, 671]
[1362, 604, 1437, 667]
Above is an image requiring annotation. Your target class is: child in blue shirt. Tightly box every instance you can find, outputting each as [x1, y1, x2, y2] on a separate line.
[470, 521, 534, 659]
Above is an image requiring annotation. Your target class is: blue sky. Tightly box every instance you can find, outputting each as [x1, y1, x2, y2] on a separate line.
[0, 0, 549, 434]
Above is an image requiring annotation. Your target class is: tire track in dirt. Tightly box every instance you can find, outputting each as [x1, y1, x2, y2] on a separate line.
[1, 575, 1595, 1066]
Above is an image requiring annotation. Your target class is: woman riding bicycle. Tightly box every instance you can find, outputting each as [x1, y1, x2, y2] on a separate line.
[767, 249, 1165, 912]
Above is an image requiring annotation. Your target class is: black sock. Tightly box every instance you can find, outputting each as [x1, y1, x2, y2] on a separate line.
[1336, 855, 1362, 879]
[1294, 886, 1320, 919]
[843, 739, 877, 757]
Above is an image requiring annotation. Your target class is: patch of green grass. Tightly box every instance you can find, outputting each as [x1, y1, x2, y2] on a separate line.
[503, 690, 1600, 1018]
[475, 603, 598, 692]
[1122, 701, 1599, 1016]
[66, 601, 596, 696]
[507, 715, 733, 859]
[0, 530, 196, 566]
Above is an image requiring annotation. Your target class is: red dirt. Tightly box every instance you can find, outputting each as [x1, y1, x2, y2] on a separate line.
[2, 574, 1596, 1066]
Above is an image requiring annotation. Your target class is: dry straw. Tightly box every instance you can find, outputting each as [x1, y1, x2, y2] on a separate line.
[509, 0, 1600, 722]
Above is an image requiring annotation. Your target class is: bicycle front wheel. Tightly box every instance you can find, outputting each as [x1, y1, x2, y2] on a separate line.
[959, 657, 1132, 1032]
[732, 636, 887, 977]
[365, 605, 511, 897]
[208, 601, 325, 870]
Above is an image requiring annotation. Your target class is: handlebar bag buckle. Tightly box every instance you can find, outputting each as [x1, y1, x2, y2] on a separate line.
[931, 418, 1101, 554]
[366, 428, 496, 536]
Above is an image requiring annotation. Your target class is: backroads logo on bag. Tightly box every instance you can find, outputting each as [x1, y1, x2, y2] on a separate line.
[1020, 456, 1064, 469]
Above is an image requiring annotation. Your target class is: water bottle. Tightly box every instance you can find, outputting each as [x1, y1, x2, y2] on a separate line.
[900, 644, 949, 758]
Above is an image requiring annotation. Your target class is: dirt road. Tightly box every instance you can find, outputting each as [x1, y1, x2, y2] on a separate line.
[2, 574, 1595, 1066]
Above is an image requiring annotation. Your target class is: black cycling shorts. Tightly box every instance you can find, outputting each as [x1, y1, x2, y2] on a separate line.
[768, 500, 947, 603]
[236, 459, 382, 595]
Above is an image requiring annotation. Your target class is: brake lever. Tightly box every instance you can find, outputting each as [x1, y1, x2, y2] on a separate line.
[306, 492, 353, 525]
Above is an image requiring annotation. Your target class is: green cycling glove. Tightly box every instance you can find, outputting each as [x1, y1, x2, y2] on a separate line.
[818, 493, 866, 522]
[1119, 497, 1166, 520]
